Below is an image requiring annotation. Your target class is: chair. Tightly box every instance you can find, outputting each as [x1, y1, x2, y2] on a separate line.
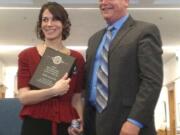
[0, 98, 22, 135]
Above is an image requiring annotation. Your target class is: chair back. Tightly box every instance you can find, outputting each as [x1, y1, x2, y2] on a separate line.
[0, 98, 22, 135]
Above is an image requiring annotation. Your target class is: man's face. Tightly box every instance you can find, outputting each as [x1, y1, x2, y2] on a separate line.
[99, 0, 129, 25]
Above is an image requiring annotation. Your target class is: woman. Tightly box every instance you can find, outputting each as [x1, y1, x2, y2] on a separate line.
[17, 2, 84, 135]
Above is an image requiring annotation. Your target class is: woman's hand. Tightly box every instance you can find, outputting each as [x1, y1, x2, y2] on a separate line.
[68, 119, 83, 135]
[51, 73, 71, 96]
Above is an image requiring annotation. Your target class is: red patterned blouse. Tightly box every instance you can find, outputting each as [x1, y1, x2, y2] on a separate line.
[17, 47, 85, 123]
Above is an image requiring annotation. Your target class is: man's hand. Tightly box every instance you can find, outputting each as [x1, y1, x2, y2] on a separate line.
[120, 121, 140, 135]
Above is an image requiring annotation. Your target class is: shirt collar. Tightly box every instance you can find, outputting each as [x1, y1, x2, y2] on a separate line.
[107, 14, 129, 31]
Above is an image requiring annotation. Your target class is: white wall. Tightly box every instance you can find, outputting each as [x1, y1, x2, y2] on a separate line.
[155, 86, 169, 130]
[4, 66, 17, 98]
[155, 55, 177, 130]
[155, 53, 180, 130]
[0, 60, 5, 84]
[163, 56, 178, 85]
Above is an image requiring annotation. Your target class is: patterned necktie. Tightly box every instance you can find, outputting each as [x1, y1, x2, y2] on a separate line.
[96, 27, 114, 113]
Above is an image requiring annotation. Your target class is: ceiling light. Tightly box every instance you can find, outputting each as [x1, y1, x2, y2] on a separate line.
[67, 46, 87, 50]
[0, 45, 30, 53]
[0, 45, 87, 53]
[163, 46, 180, 53]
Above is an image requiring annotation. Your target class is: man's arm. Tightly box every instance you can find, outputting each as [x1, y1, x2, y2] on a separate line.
[128, 24, 163, 125]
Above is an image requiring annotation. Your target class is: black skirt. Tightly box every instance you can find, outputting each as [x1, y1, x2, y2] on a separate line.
[21, 116, 70, 135]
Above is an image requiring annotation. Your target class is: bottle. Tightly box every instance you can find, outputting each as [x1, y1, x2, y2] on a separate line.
[71, 119, 80, 129]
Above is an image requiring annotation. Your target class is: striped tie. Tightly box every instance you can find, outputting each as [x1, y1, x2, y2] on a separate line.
[96, 27, 114, 113]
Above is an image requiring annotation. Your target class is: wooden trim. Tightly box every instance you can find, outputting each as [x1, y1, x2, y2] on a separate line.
[167, 82, 176, 135]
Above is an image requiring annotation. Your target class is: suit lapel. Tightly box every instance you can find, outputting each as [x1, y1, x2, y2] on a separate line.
[109, 16, 135, 56]
[90, 29, 106, 59]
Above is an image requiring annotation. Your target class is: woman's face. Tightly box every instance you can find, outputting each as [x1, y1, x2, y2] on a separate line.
[41, 9, 63, 40]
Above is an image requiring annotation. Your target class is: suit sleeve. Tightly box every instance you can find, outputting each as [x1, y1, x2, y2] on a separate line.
[128, 24, 163, 126]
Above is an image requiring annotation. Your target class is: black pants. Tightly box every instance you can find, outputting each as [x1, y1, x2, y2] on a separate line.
[21, 116, 70, 135]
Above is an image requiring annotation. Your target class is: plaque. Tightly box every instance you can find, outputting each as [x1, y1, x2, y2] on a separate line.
[29, 47, 76, 89]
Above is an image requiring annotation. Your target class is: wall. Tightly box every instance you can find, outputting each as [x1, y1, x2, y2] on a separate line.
[155, 55, 177, 130]
[163, 56, 178, 85]
[4, 66, 17, 98]
[155, 86, 169, 130]
[0, 60, 5, 84]
[156, 54, 180, 131]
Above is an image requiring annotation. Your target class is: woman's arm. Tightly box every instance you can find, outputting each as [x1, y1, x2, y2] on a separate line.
[71, 93, 84, 120]
[18, 73, 70, 105]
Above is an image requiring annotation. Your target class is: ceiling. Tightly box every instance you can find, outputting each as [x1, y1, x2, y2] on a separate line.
[0, 0, 180, 66]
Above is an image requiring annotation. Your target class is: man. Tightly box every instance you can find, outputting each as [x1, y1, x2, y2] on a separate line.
[69, 0, 163, 135]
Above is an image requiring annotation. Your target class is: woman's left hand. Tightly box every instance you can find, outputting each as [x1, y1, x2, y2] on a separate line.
[68, 119, 83, 135]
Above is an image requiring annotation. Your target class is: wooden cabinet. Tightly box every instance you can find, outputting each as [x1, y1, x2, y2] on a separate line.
[0, 84, 6, 98]
[157, 130, 166, 135]
[157, 129, 167, 135]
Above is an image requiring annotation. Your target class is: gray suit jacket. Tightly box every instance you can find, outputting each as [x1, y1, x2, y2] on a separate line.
[84, 15, 163, 135]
